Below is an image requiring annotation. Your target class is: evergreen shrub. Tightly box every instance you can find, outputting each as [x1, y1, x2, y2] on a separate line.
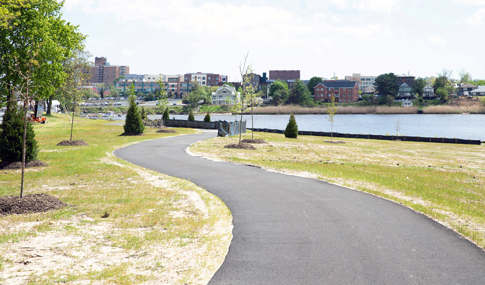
[284, 113, 298, 139]
[140, 107, 147, 121]
[0, 108, 38, 162]
[124, 95, 145, 134]
[204, 112, 211, 122]
[163, 108, 170, 120]
[188, 110, 195, 121]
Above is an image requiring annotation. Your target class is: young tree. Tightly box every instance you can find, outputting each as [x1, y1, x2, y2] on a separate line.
[458, 69, 472, 85]
[326, 95, 337, 142]
[374, 73, 399, 98]
[123, 84, 145, 135]
[284, 113, 298, 139]
[56, 48, 92, 141]
[436, 87, 448, 102]
[386, 95, 394, 107]
[156, 75, 168, 126]
[239, 53, 256, 141]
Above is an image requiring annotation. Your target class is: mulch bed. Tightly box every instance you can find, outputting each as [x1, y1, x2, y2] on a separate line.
[324, 141, 346, 144]
[0, 160, 48, 170]
[120, 133, 145, 136]
[157, 129, 177, 133]
[224, 143, 256, 150]
[57, 140, 89, 146]
[241, 139, 267, 144]
[0, 193, 66, 216]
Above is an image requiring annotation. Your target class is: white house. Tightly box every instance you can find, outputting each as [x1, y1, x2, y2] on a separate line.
[212, 85, 240, 105]
[470, 86, 485, 96]
[424, 84, 435, 99]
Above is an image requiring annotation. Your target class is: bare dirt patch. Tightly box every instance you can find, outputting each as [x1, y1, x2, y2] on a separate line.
[56, 140, 88, 146]
[324, 140, 345, 144]
[157, 129, 177, 133]
[0, 160, 48, 170]
[241, 139, 266, 144]
[224, 143, 256, 150]
[0, 193, 66, 216]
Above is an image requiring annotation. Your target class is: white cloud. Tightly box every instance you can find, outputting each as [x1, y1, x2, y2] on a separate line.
[63, 0, 392, 50]
[466, 9, 485, 26]
[328, 0, 401, 12]
[428, 35, 446, 46]
[122, 49, 139, 57]
[452, 0, 485, 5]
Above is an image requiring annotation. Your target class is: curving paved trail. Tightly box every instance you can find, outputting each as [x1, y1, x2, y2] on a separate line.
[115, 131, 485, 284]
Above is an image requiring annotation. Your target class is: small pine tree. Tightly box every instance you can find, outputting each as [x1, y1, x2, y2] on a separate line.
[204, 112, 211, 122]
[140, 107, 147, 121]
[0, 108, 38, 162]
[124, 90, 145, 134]
[284, 113, 298, 139]
[163, 107, 170, 121]
[188, 110, 195, 121]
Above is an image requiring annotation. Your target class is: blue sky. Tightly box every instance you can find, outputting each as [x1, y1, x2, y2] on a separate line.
[62, 0, 485, 81]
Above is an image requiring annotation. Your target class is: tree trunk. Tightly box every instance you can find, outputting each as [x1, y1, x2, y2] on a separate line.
[251, 105, 254, 139]
[70, 100, 75, 140]
[21, 97, 28, 198]
[46, 95, 53, 115]
[238, 111, 243, 144]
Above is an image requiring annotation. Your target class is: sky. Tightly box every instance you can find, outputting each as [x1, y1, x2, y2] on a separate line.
[62, 0, 485, 82]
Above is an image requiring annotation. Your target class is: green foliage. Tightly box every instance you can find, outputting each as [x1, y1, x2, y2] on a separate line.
[163, 108, 170, 120]
[436, 87, 448, 102]
[0, 108, 38, 162]
[269, 80, 289, 105]
[0, 0, 85, 106]
[188, 110, 195, 121]
[140, 107, 147, 121]
[204, 112, 211, 122]
[287, 79, 314, 106]
[123, 85, 145, 134]
[412, 78, 427, 97]
[326, 95, 337, 141]
[476, 80, 485, 86]
[284, 114, 298, 139]
[307, 76, 324, 95]
[374, 73, 399, 97]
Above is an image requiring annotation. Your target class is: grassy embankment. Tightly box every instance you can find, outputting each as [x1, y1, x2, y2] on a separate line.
[0, 115, 232, 284]
[191, 132, 485, 249]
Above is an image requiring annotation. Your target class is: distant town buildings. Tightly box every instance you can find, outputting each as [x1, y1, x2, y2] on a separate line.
[345, 73, 376, 91]
[211, 84, 239, 105]
[90, 57, 129, 86]
[314, 80, 359, 103]
[184, 72, 228, 87]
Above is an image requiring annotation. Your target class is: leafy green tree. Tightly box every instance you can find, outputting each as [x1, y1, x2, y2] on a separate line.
[458, 69, 472, 85]
[386, 95, 394, 107]
[269, 80, 289, 105]
[287, 79, 314, 106]
[284, 113, 298, 139]
[163, 108, 170, 121]
[188, 110, 195, 121]
[123, 84, 145, 134]
[204, 112, 211, 122]
[0, 0, 85, 110]
[326, 95, 337, 142]
[0, 108, 38, 163]
[374, 73, 399, 97]
[411, 78, 426, 98]
[436, 87, 448, 102]
[307, 76, 324, 95]
[476, 80, 485, 86]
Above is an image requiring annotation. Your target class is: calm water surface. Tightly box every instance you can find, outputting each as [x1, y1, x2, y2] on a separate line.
[166, 114, 485, 141]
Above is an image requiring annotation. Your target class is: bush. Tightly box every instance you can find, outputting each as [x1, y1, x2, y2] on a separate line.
[163, 108, 170, 120]
[188, 110, 195, 121]
[204, 112, 211, 122]
[124, 95, 145, 134]
[284, 113, 298, 139]
[0, 108, 38, 162]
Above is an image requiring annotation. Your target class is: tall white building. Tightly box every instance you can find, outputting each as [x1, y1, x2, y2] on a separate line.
[345, 73, 377, 91]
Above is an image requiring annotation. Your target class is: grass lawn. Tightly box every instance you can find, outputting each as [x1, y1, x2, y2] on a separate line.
[0, 114, 232, 285]
[191, 131, 485, 249]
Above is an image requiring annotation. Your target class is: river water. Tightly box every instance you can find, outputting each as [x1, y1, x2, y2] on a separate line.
[163, 114, 485, 141]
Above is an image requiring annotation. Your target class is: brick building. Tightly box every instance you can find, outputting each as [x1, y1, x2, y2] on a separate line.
[314, 80, 359, 103]
[184, 72, 228, 87]
[90, 57, 129, 86]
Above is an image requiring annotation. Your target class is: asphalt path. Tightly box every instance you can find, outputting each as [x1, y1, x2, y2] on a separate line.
[115, 131, 485, 284]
